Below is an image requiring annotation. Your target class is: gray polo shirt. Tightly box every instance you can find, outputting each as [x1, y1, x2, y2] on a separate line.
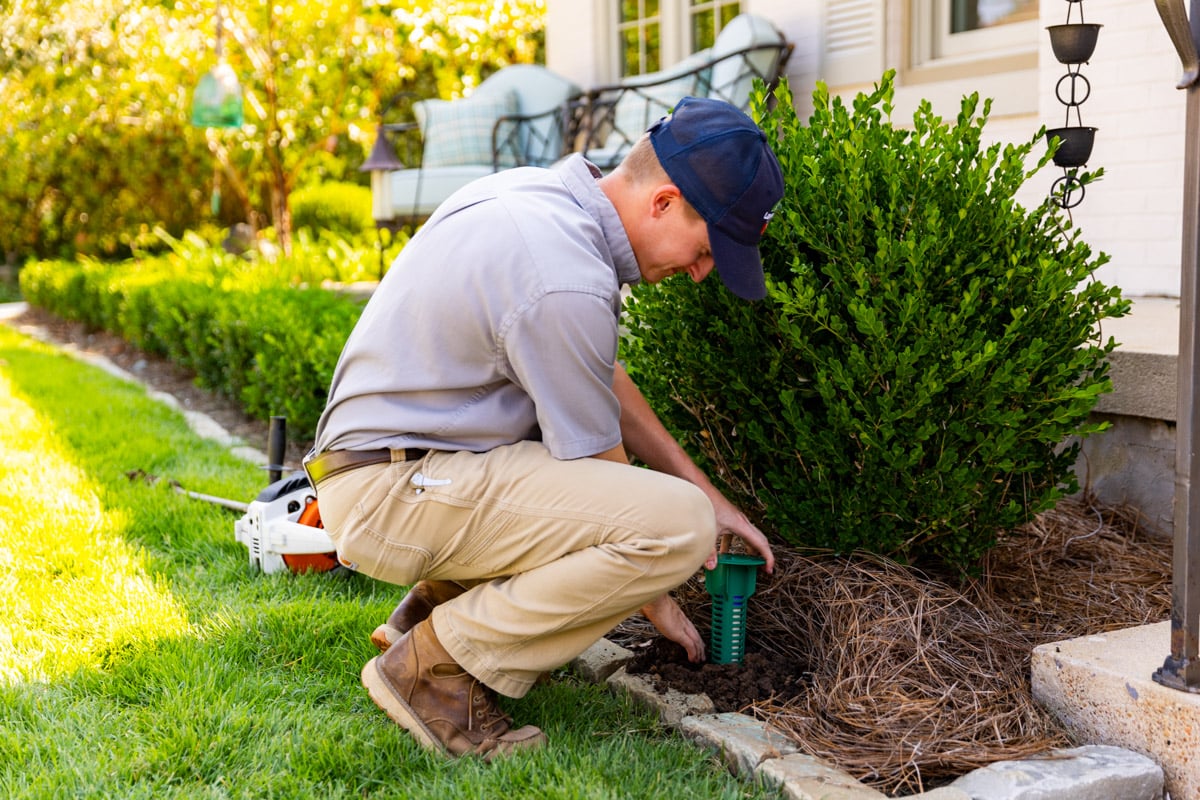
[312, 155, 642, 460]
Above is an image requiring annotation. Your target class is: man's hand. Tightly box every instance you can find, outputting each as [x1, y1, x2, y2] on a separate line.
[640, 594, 705, 662]
[706, 494, 775, 574]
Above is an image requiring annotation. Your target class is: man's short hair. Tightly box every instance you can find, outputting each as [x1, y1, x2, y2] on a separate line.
[618, 134, 669, 185]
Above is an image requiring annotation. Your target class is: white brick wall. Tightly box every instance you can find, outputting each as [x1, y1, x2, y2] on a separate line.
[1039, 0, 1187, 298]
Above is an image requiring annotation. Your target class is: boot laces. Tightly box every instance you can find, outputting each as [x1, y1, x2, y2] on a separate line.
[469, 681, 512, 735]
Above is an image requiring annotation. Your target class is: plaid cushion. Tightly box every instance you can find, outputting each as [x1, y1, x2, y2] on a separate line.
[414, 90, 519, 168]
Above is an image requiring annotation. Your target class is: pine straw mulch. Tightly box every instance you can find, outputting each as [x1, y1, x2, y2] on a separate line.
[614, 493, 1172, 796]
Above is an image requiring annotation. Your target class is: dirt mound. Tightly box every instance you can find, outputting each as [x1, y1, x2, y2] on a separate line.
[626, 637, 808, 712]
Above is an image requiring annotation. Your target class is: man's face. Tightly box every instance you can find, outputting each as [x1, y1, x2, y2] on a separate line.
[635, 187, 716, 286]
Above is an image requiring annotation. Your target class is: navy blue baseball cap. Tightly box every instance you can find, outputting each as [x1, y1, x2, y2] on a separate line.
[648, 96, 784, 301]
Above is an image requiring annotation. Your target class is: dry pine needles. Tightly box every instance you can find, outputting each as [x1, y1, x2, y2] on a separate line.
[633, 493, 1171, 796]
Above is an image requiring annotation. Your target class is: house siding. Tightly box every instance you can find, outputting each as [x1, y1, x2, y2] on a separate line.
[544, 0, 1188, 298]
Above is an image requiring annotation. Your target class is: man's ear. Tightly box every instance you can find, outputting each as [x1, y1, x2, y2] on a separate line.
[650, 184, 683, 218]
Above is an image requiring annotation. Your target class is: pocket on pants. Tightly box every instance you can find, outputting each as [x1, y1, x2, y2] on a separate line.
[334, 502, 431, 586]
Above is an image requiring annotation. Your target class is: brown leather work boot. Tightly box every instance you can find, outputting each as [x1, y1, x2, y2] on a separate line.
[370, 580, 467, 652]
[361, 619, 547, 760]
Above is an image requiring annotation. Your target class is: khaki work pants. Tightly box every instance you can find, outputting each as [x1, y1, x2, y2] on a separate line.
[315, 440, 716, 698]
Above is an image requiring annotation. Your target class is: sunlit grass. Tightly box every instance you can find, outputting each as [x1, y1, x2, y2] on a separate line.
[0, 344, 188, 684]
[0, 323, 778, 799]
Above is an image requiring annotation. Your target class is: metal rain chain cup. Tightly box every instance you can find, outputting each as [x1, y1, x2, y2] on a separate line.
[705, 553, 766, 665]
[1046, 0, 1101, 209]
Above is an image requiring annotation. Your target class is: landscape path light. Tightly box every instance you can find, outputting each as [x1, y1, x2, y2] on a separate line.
[359, 93, 410, 277]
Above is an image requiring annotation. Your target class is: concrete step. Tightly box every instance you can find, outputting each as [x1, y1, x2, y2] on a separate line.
[1033, 621, 1199, 800]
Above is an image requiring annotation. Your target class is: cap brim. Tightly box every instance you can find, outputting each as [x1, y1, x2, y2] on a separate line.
[710, 224, 767, 301]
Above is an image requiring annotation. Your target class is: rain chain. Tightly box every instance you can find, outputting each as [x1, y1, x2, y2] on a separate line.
[1047, 0, 1101, 210]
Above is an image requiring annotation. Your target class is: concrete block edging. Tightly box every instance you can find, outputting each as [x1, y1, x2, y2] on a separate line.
[572, 638, 1166, 800]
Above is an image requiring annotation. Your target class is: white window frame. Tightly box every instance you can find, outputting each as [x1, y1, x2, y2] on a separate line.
[615, 0, 665, 77]
[688, 0, 742, 50]
[911, 0, 1039, 70]
[891, 0, 1040, 119]
[609, 0, 741, 79]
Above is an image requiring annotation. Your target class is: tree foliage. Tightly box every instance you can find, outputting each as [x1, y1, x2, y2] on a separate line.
[0, 0, 544, 261]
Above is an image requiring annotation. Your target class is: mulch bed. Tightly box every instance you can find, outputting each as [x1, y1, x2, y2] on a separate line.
[8, 304, 1174, 796]
[613, 497, 1172, 795]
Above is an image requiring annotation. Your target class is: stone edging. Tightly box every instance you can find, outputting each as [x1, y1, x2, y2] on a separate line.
[571, 636, 1165, 799]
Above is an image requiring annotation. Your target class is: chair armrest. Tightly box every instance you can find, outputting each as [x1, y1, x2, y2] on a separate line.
[378, 121, 424, 169]
[574, 66, 708, 164]
[491, 102, 577, 169]
[572, 39, 792, 168]
[703, 41, 793, 106]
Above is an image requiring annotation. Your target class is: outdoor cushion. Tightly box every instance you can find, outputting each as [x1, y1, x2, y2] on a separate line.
[373, 65, 582, 224]
[583, 52, 711, 170]
[413, 89, 519, 168]
[577, 14, 788, 172]
[468, 64, 583, 167]
[387, 164, 495, 219]
[612, 55, 710, 141]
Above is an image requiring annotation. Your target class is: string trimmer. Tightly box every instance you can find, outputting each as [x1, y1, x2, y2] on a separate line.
[170, 416, 340, 575]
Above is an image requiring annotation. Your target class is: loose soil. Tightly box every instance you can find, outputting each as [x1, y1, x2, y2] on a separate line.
[7, 303, 1175, 796]
[625, 636, 810, 711]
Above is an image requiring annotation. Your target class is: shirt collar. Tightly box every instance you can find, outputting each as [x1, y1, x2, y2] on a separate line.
[555, 154, 641, 288]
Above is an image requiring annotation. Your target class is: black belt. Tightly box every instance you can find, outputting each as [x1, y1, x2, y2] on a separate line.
[304, 448, 429, 486]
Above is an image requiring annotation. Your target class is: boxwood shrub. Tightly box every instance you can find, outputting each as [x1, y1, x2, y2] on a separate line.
[621, 74, 1129, 575]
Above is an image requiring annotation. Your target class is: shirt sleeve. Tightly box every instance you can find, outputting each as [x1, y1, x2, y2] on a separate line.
[500, 290, 622, 460]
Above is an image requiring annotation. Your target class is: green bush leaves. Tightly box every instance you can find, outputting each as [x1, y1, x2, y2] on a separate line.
[622, 74, 1128, 575]
[291, 183, 375, 239]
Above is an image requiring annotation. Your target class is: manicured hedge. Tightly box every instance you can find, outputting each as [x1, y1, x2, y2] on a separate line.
[20, 254, 362, 442]
[291, 182, 375, 239]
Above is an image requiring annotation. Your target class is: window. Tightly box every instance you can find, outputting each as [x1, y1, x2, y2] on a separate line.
[689, 0, 740, 51]
[615, 0, 740, 77]
[915, 0, 1040, 66]
[952, 0, 1038, 33]
[820, 0, 1039, 117]
[618, 0, 662, 76]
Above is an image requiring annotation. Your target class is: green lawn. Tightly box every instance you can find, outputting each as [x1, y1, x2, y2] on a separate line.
[0, 323, 779, 800]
